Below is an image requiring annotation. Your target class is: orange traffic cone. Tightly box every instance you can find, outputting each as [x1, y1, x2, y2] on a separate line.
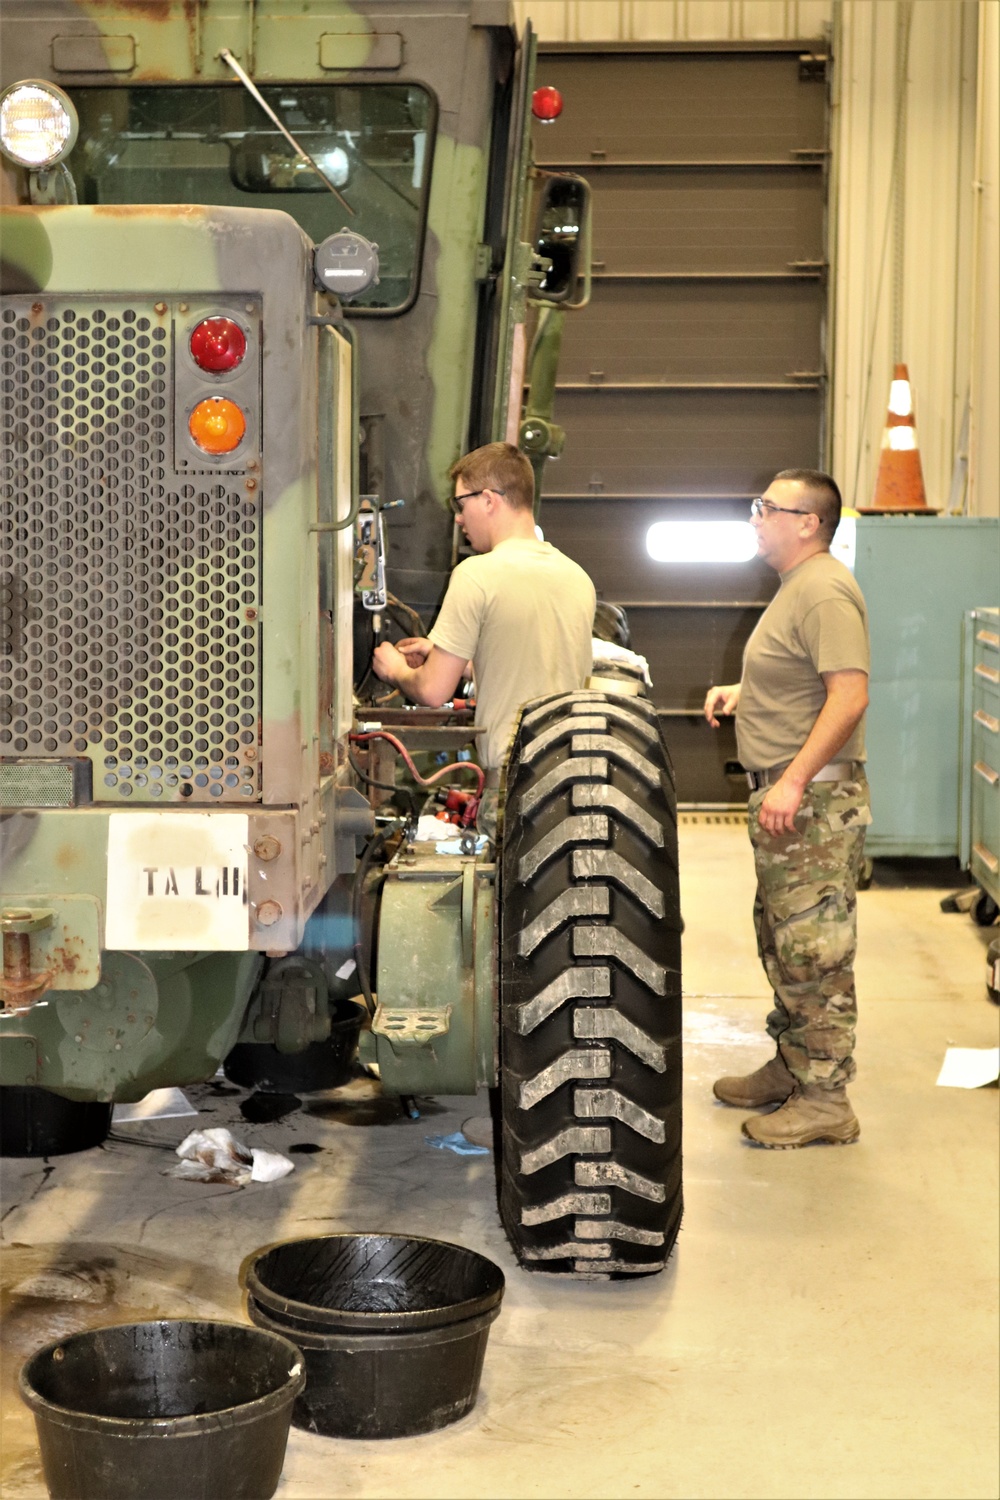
[861, 363, 935, 512]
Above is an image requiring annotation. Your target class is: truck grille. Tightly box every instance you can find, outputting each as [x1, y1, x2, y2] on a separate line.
[0, 298, 260, 803]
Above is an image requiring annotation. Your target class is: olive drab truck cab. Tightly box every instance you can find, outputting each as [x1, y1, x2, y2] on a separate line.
[0, 0, 683, 1278]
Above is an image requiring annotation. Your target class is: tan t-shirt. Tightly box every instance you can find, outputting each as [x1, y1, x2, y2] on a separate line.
[428, 537, 596, 768]
[736, 550, 870, 772]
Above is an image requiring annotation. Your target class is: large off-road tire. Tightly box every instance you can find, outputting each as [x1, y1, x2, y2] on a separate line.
[499, 689, 682, 1277]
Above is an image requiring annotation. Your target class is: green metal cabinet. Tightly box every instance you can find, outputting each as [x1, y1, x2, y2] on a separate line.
[852, 516, 1000, 858]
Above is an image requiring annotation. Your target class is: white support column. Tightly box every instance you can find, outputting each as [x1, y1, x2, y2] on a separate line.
[968, 0, 999, 517]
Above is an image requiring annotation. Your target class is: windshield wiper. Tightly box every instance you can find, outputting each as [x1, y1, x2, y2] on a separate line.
[219, 48, 354, 216]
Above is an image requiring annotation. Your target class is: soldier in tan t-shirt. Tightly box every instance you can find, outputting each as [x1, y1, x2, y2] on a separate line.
[703, 469, 871, 1150]
[372, 442, 595, 823]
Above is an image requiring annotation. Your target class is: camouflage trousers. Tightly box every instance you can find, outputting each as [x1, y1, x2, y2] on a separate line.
[748, 774, 871, 1090]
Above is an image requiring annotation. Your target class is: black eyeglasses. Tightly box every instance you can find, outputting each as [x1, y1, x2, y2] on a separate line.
[451, 487, 504, 516]
[750, 497, 815, 519]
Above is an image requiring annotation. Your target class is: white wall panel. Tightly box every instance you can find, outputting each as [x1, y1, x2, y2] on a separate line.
[740, 3, 793, 41]
[628, 1, 682, 40]
[570, 0, 625, 40]
[682, 1, 735, 39]
[515, 0, 832, 41]
[518, 0, 569, 40]
[796, 0, 833, 37]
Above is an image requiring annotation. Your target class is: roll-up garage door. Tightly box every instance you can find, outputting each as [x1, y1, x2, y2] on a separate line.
[534, 43, 830, 804]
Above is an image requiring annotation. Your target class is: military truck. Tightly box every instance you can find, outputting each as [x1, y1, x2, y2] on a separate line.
[0, 0, 682, 1277]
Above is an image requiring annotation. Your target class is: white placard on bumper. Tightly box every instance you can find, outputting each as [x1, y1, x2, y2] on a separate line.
[105, 813, 250, 950]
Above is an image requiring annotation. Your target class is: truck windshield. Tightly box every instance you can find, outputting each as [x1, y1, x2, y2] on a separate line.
[64, 84, 435, 313]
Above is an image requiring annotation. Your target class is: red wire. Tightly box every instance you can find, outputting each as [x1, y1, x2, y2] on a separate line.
[349, 730, 485, 797]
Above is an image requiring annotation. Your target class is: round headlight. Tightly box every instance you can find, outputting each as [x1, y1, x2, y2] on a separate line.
[0, 80, 79, 169]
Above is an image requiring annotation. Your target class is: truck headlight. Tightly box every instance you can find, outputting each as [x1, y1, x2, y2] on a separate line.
[0, 80, 79, 169]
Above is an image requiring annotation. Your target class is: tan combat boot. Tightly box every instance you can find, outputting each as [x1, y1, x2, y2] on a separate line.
[713, 1053, 795, 1108]
[741, 1084, 860, 1148]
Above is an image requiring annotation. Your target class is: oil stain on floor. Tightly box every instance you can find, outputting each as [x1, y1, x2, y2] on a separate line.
[0, 1241, 238, 1498]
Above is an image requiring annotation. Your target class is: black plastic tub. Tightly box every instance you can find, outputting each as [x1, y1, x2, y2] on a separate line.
[0, 1086, 112, 1157]
[19, 1320, 306, 1500]
[246, 1233, 505, 1439]
[223, 996, 365, 1093]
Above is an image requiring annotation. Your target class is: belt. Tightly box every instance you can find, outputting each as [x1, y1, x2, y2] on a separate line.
[745, 760, 862, 792]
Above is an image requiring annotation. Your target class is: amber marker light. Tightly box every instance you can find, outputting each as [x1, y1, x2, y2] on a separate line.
[190, 316, 247, 372]
[189, 397, 246, 454]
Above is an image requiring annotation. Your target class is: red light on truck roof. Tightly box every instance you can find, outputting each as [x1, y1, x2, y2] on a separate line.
[531, 86, 563, 123]
[190, 317, 247, 373]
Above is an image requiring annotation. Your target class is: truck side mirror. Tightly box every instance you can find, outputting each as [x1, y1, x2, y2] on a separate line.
[530, 173, 591, 308]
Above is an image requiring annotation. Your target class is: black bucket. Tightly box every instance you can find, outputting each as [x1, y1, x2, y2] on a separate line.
[0, 1086, 113, 1157]
[223, 996, 365, 1093]
[246, 1233, 504, 1439]
[19, 1320, 305, 1500]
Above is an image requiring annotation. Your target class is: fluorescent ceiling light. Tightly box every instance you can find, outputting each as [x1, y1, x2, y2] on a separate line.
[646, 521, 757, 564]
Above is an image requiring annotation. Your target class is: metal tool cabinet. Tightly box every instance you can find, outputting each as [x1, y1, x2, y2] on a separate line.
[960, 607, 1000, 920]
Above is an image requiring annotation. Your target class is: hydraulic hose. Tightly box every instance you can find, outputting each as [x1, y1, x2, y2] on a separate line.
[349, 730, 485, 798]
[347, 748, 419, 823]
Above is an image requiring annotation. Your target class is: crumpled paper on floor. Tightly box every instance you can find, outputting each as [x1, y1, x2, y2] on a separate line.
[935, 1047, 1000, 1089]
[164, 1127, 295, 1186]
[113, 1087, 197, 1124]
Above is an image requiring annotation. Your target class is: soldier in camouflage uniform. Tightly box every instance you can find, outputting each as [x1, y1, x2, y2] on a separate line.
[704, 469, 871, 1148]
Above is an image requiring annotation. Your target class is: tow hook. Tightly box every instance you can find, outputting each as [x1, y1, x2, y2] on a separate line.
[0, 908, 54, 1009]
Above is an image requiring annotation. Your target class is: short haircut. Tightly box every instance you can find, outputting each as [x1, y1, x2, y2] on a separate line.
[448, 442, 534, 513]
[774, 468, 842, 540]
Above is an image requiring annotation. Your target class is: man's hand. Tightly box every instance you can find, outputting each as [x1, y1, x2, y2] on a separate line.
[704, 683, 741, 728]
[393, 636, 433, 670]
[756, 773, 806, 836]
[755, 670, 869, 837]
[370, 640, 468, 708]
[372, 641, 406, 684]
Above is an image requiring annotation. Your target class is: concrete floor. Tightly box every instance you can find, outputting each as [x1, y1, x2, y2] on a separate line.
[1, 818, 998, 1500]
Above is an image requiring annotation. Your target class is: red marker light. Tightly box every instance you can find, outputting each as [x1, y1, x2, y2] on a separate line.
[190, 317, 247, 373]
[532, 86, 563, 123]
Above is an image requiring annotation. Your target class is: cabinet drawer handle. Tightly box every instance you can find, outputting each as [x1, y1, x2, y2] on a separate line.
[976, 629, 1000, 649]
[975, 663, 1000, 685]
[973, 842, 1000, 875]
[974, 709, 1000, 734]
[974, 760, 1000, 787]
